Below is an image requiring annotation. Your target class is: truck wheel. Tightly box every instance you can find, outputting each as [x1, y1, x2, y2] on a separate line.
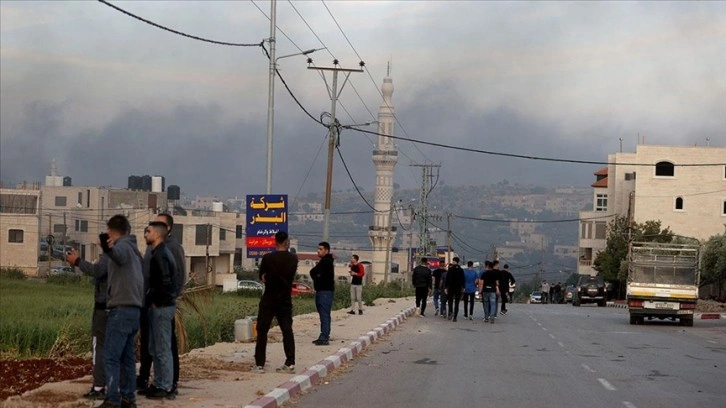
[629, 316, 637, 325]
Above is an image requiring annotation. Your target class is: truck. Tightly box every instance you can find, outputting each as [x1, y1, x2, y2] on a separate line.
[626, 242, 700, 326]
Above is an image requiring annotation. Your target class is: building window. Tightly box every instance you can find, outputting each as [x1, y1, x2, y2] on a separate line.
[8, 229, 24, 243]
[624, 172, 636, 181]
[723, 200, 726, 216]
[74, 220, 88, 232]
[55, 196, 67, 207]
[235, 225, 243, 239]
[595, 194, 608, 212]
[77, 192, 83, 206]
[53, 224, 65, 233]
[594, 222, 607, 239]
[219, 228, 226, 241]
[675, 197, 684, 211]
[195, 225, 210, 246]
[655, 161, 675, 177]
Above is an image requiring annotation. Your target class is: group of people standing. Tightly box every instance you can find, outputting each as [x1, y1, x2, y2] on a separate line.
[412, 257, 515, 323]
[67, 213, 185, 408]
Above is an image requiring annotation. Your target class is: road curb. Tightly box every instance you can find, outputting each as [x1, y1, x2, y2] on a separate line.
[244, 306, 416, 408]
[607, 302, 726, 319]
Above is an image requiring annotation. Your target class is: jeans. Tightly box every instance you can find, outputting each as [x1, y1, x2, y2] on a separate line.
[350, 285, 363, 311]
[440, 291, 448, 315]
[463, 292, 475, 317]
[315, 291, 333, 341]
[104, 307, 140, 405]
[149, 305, 175, 391]
[91, 308, 107, 388]
[447, 290, 462, 319]
[415, 287, 429, 315]
[483, 291, 497, 319]
[433, 288, 441, 312]
[255, 299, 295, 366]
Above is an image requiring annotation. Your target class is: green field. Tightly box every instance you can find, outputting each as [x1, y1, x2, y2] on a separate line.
[0, 272, 413, 359]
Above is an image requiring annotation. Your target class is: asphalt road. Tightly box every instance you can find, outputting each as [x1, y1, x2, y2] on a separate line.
[292, 303, 726, 408]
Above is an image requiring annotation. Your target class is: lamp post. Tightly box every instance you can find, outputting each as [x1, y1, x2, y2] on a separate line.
[265, 47, 324, 194]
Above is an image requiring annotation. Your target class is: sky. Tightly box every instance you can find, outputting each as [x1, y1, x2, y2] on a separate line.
[1, 1, 724, 198]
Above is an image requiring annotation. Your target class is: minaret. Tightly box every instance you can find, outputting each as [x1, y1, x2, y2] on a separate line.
[368, 71, 399, 283]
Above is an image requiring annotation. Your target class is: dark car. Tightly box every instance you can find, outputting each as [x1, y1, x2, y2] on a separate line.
[573, 275, 607, 307]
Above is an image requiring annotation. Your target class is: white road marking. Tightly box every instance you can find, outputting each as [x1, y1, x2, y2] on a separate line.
[708, 340, 718, 344]
[622, 402, 638, 408]
[582, 364, 595, 373]
[537, 322, 542, 326]
[542, 327, 548, 331]
[598, 378, 616, 391]
[557, 342, 565, 348]
[548, 333, 556, 339]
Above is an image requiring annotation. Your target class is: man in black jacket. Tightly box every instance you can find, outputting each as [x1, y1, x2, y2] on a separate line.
[252, 231, 298, 373]
[411, 258, 432, 317]
[310, 242, 334, 346]
[432, 262, 446, 316]
[143, 221, 178, 400]
[445, 257, 465, 322]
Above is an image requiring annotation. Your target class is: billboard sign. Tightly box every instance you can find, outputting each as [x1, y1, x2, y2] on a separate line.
[246, 194, 288, 258]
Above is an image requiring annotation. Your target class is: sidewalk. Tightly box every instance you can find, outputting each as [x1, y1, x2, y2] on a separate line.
[3, 297, 417, 408]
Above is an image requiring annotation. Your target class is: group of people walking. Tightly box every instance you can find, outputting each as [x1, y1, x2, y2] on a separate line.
[67, 213, 185, 408]
[412, 257, 515, 323]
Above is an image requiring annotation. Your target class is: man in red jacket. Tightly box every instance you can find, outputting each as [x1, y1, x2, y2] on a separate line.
[347, 255, 365, 315]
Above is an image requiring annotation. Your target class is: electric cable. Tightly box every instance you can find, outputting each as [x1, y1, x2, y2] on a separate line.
[290, 133, 328, 209]
[335, 145, 386, 213]
[98, 0, 263, 47]
[453, 213, 616, 224]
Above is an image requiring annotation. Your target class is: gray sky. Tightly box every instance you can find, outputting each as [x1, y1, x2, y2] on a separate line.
[1, 1, 724, 197]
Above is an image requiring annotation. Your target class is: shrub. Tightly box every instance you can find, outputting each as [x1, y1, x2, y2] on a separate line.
[0, 267, 27, 280]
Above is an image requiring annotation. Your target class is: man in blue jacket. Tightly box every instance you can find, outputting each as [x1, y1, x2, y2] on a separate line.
[310, 242, 334, 346]
[463, 261, 479, 320]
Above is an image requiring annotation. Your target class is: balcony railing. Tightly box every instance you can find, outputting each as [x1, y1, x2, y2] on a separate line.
[579, 259, 592, 266]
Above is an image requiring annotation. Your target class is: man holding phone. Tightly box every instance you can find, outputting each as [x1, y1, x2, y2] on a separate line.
[97, 215, 144, 408]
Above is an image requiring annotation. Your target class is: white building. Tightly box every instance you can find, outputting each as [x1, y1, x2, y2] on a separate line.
[578, 144, 726, 276]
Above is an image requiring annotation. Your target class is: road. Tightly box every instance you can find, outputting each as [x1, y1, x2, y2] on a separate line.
[292, 303, 726, 408]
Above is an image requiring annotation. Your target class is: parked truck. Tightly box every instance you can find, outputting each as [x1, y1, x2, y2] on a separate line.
[626, 242, 700, 326]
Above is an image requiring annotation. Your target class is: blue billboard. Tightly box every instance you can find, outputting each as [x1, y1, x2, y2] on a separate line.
[246, 194, 288, 258]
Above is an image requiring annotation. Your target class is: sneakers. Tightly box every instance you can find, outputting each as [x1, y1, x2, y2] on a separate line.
[347, 310, 356, 315]
[251, 365, 266, 374]
[97, 400, 121, 408]
[484, 318, 489, 322]
[415, 307, 421, 316]
[358, 309, 363, 315]
[121, 398, 138, 408]
[452, 318, 457, 322]
[420, 313, 425, 317]
[170, 384, 178, 396]
[313, 339, 330, 346]
[490, 317, 496, 324]
[145, 385, 175, 400]
[275, 364, 295, 373]
[468, 316, 473, 321]
[135, 377, 148, 395]
[83, 387, 105, 400]
[434, 309, 439, 316]
[501, 310, 508, 315]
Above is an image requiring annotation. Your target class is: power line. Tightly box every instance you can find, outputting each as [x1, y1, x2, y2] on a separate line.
[344, 127, 726, 167]
[335, 145, 386, 213]
[290, 134, 329, 209]
[98, 0, 263, 47]
[453, 213, 616, 224]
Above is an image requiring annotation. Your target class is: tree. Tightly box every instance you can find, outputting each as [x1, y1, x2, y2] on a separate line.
[593, 216, 674, 285]
[700, 234, 726, 300]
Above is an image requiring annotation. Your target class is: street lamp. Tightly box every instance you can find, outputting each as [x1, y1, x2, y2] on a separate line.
[265, 47, 325, 194]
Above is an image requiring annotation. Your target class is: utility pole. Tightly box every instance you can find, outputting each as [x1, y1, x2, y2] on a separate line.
[492, 245, 498, 261]
[309, 61, 364, 241]
[47, 213, 53, 274]
[205, 223, 211, 286]
[383, 199, 395, 283]
[410, 163, 441, 257]
[446, 213, 452, 265]
[62, 212, 67, 265]
[264, 0, 276, 194]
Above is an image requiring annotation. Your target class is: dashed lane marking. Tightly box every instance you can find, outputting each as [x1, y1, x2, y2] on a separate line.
[542, 327, 548, 331]
[622, 402, 637, 408]
[598, 378, 616, 391]
[582, 364, 595, 373]
[548, 333, 556, 339]
[557, 342, 565, 348]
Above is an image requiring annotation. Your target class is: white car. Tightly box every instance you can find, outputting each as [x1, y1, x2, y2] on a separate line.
[530, 291, 543, 304]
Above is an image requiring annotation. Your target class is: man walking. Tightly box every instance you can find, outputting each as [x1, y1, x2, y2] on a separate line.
[98, 215, 144, 408]
[412, 258, 432, 317]
[500, 264, 516, 315]
[66, 249, 108, 400]
[445, 257, 465, 322]
[439, 266, 448, 318]
[541, 280, 550, 304]
[463, 261, 478, 320]
[143, 221, 178, 400]
[479, 261, 501, 323]
[347, 255, 365, 315]
[432, 262, 446, 316]
[252, 231, 298, 373]
[310, 242, 334, 346]
[138, 214, 185, 396]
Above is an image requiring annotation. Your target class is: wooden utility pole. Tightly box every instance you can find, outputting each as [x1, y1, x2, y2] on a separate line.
[446, 213, 452, 265]
[383, 199, 395, 283]
[205, 223, 212, 285]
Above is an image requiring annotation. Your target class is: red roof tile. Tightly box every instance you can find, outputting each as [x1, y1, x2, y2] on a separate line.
[594, 167, 608, 176]
[591, 177, 608, 188]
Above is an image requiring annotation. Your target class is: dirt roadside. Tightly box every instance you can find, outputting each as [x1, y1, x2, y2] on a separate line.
[2, 297, 417, 408]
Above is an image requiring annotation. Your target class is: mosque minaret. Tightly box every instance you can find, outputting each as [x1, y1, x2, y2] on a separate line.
[368, 72, 398, 283]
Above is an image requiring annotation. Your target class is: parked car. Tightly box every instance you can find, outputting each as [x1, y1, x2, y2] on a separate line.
[237, 280, 264, 291]
[530, 291, 543, 304]
[564, 285, 575, 303]
[50, 266, 75, 275]
[291, 282, 314, 296]
[573, 275, 607, 307]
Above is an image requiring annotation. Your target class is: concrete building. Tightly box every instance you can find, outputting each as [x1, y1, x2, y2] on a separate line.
[578, 144, 726, 276]
[0, 188, 41, 275]
[368, 74, 399, 283]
